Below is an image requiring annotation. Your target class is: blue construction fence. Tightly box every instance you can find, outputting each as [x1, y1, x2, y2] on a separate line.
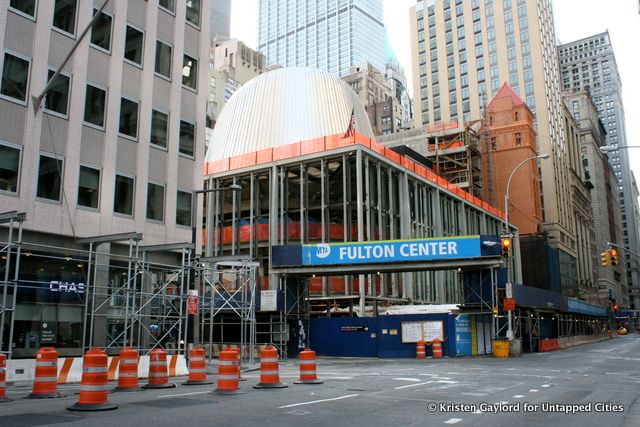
[310, 313, 493, 358]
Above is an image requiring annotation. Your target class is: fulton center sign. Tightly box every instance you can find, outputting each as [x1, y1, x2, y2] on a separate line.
[301, 236, 485, 266]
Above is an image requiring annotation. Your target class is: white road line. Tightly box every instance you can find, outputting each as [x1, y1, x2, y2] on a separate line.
[437, 380, 458, 384]
[278, 394, 360, 409]
[529, 389, 539, 393]
[444, 418, 463, 424]
[158, 391, 210, 398]
[541, 384, 551, 388]
[513, 395, 525, 398]
[324, 376, 354, 380]
[394, 381, 433, 390]
[394, 377, 421, 382]
[473, 409, 483, 414]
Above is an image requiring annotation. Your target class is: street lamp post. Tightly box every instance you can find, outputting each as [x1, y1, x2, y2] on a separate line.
[503, 153, 550, 340]
[599, 145, 640, 153]
[187, 183, 242, 347]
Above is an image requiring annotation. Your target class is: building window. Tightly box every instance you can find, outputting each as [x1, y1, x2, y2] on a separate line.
[159, 0, 176, 13]
[124, 25, 144, 66]
[77, 165, 100, 209]
[1, 52, 30, 102]
[114, 174, 134, 216]
[515, 132, 522, 145]
[119, 98, 138, 139]
[146, 182, 165, 222]
[155, 41, 172, 78]
[150, 110, 168, 148]
[90, 9, 112, 51]
[9, 0, 36, 18]
[44, 70, 70, 116]
[37, 155, 63, 201]
[186, 0, 200, 26]
[0, 143, 20, 193]
[182, 55, 197, 89]
[53, 0, 77, 35]
[179, 120, 195, 157]
[176, 190, 192, 226]
[84, 84, 106, 127]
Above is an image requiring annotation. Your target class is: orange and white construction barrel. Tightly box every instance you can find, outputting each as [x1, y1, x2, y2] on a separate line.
[26, 347, 65, 399]
[67, 348, 118, 411]
[416, 341, 426, 359]
[212, 349, 245, 395]
[142, 349, 176, 389]
[253, 345, 287, 389]
[113, 348, 142, 392]
[294, 349, 323, 385]
[432, 339, 443, 359]
[183, 346, 212, 385]
[1, 353, 12, 403]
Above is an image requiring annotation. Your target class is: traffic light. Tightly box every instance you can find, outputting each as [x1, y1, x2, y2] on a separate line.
[501, 237, 511, 258]
[601, 250, 611, 267]
[609, 248, 618, 267]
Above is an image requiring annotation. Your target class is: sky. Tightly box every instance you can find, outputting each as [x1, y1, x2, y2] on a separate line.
[230, 0, 640, 177]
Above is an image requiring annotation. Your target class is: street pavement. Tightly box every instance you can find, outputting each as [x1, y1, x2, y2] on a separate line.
[2, 336, 640, 426]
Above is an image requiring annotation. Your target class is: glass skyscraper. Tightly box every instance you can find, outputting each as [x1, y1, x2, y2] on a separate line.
[258, 0, 386, 77]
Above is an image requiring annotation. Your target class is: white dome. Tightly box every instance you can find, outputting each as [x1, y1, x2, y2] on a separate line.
[205, 67, 374, 162]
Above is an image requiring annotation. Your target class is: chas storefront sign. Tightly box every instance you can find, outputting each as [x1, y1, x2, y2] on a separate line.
[49, 281, 85, 294]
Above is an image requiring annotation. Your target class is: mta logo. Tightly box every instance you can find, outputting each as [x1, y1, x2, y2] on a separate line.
[316, 243, 331, 259]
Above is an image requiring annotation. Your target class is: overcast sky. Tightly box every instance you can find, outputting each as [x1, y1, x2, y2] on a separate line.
[230, 0, 640, 177]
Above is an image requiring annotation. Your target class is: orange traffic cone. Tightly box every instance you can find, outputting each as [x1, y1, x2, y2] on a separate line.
[253, 345, 287, 389]
[212, 349, 245, 395]
[26, 347, 65, 398]
[143, 349, 176, 389]
[294, 349, 323, 384]
[183, 346, 212, 385]
[113, 348, 142, 392]
[67, 348, 118, 411]
[1, 353, 12, 403]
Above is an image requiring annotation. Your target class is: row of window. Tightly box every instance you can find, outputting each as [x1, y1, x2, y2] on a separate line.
[9, 0, 201, 31]
[88, 9, 198, 88]
[0, 144, 192, 226]
[1, 30, 198, 106]
[1, 51, 195, 156]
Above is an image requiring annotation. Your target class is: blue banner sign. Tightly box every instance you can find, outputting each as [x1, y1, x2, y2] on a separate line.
[301, 236, 482, 266]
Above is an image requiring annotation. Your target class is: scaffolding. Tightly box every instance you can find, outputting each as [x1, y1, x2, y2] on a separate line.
[0, 211, 25, 358]
[201, 256, 259, 367]
[0, 215, 259, 359]
[424, 122, 483, 197]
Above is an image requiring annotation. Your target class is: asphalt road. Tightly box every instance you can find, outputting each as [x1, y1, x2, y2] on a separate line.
[2, 336, 640, 426]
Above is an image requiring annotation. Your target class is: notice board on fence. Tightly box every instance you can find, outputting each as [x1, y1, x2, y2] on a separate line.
[401, 320, 444, 343]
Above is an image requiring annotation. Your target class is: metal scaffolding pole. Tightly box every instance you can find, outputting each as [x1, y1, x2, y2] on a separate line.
[0, 211, 26, 359]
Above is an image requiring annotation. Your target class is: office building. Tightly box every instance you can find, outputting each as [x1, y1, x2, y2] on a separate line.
[257, 0, 386, 77]
[563, 90, 627, 308]
[206, 37, 266, 143]
[558, 32, 639, 309]
[0, 0, 209, 357]
[409, 0, 578, 294]
[209, 0, 231, 43]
